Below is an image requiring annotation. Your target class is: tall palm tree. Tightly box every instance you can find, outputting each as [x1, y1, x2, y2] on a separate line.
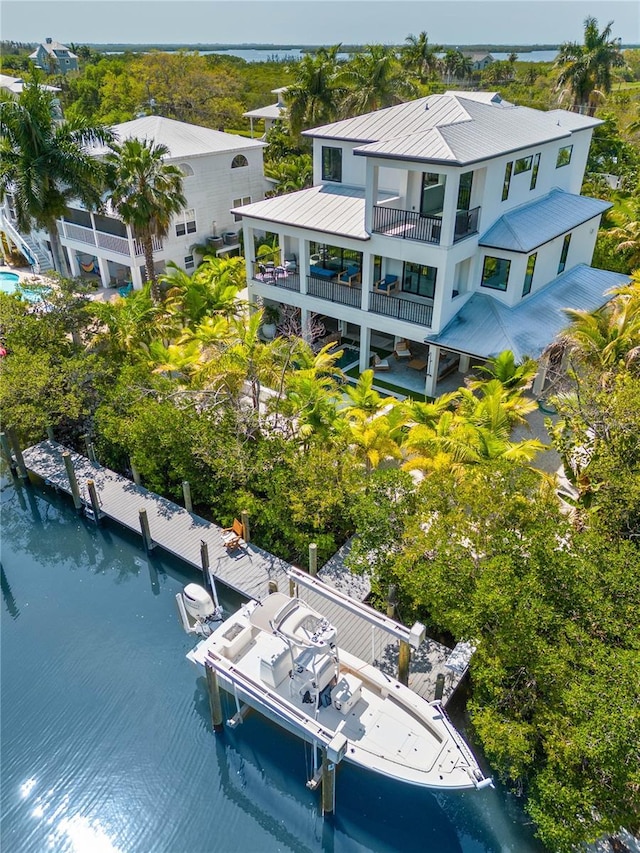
[555, 17, 626, 115]
[340, 45, 416, 115]
[0, 73, 112, 275]
[401, 32, 441, 84]
[286, 46, 344, 137]
[105, 137, 186, 302]
[610, 218, 640, 270]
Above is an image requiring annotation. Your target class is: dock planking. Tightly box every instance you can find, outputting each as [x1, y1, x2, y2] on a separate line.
[22, 440, 467, 704]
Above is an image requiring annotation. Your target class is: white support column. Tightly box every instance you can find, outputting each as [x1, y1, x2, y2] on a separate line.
[364, 162, 379, 234]
[67, 250, 80, 278]
[532, 357, 548, 397]
[130, 265, 144, 289]
[359, 326, 371, 373]
[301, 308, 311, 345]
[425, 345, 440, 398]
[360, 251, 372, 312]
[97, 256, 111, 288]
[459, 353, 471, 372]
[441, 173, 460, 247]
[299, 238, 309, 295]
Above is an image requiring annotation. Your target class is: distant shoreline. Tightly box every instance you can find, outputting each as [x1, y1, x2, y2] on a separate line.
[82, 42, 638, 51]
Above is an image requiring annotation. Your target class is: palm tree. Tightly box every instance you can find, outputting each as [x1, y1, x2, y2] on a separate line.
[466, 351, 538, 394]
[555, 17, 626, 115]
[264, 154, 313, 196]
[105, 138, 186, 302]
[286, 46, 344, 137]
[0, 73, 112, 275]
[610, 218, 640, 270]
[340, 45, 416, 115]
[402, 32, 441, 84]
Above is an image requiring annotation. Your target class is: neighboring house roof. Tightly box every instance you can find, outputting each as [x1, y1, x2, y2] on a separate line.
[103, 116, 266, 159]
[232, 185, 396, 241]
[463, 52, 495, 61]
[306, 93, 600, 166]
[479, 189, 611, 253]
[0, 73, 60, 94]
[425, 265, 629, 360]
[243, 103, 286, 120]
[29, 41, 78, 60]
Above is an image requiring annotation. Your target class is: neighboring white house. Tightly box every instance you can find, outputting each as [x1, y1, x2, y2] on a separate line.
[53, 116, 270, 288]
[29, 38, 79, 74]
[464, 53, 495, 71]
[233, 91, 628, 396]
[243, 86, 288, 138]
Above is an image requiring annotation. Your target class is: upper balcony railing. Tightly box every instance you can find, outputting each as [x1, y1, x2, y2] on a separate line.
[57, 221, 163, 257]
[453, 206, 480, 243]
[372, 205, 442, 245]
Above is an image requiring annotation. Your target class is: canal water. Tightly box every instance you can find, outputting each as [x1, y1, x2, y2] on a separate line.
[1, 473, 545, 853]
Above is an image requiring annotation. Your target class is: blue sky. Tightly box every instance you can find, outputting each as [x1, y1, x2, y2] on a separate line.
[2, 1, 638, 45]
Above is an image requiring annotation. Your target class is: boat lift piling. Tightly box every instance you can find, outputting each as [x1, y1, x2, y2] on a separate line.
[7, 429, 27, 479]
[182, 481, 193, 513]
[86, 479, 103, 523]
[0, 432, 16, 473]
[309, 543, 318, 576]
[205, 663, 224, 732]
[138, 508, 155, 552]
[62, 451, 82, 511]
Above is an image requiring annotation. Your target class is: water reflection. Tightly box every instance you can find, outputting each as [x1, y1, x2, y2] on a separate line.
[1, 563, 20, 620]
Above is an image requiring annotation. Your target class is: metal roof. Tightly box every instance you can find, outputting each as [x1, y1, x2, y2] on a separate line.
[425, 265, 629, 361]
[306, 92, 600, 165]
[232, 185, 391, 240]
[243, 103, 286, 120]
[105, 116, 266, 159]
[479, 189, 612, 253]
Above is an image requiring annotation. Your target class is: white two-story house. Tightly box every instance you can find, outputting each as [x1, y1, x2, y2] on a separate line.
[55, 116, 270, 288]
[234, 91, 628, 396]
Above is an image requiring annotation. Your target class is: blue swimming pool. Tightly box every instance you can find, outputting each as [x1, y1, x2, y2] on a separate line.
[0, 271, 49, 302]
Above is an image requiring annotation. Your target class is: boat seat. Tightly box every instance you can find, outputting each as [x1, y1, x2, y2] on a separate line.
[217, 621, 253, 660]
[332, 673, 363, 715]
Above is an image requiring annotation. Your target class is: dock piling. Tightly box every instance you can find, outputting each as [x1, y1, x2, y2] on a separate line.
[268, 580, 278, 595]
[138, 508, 155, 551]
[434, 672, 445, 701]
[62, 451, 83, 510]
[182, 481, 193, 513]
[241, 510, 250, 543]
[321, 749, 335, 815]
[83, 434, 97, 463]
[7, 429, 27, 479]
[130, 460, 141, 485]
[46, 426, 55, 442]
[398, 640, 411, 687]
[87, 479, 102, 522]
[309, 543, 318, 577]
[0, 432, 16, 472]
[205, 663, 224, 732]
[386, 584, 397, 619]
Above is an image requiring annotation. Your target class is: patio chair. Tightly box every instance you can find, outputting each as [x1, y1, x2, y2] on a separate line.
[372, 353, 390, 371]
[221, 518, 245, 550]
[337, 265, 361, 286]
[118, 282, 133, 298]
[394, 339, 412, 359]
[373, 274, 399, 295]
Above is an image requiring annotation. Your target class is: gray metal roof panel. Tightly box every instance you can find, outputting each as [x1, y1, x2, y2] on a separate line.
[232, 185, 385, 240]
[243, 103, 286, 120]
[479, 190, 612, 252]
[425, 265, 629, 360]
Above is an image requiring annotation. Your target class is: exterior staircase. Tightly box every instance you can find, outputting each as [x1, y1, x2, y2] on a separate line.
[0, 214, 54, 274]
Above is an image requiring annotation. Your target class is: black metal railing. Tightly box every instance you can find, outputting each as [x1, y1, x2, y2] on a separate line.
[369, 291, 433, 328]
[252, 272, 300, 292]
[453, 206, 480, 243]
[307, 276, 361, 308]
[372, 205, 442, 245]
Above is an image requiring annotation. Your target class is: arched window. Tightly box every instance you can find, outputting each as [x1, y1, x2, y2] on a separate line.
[231, 154, 249, 169]
[178, 163, 194, 177]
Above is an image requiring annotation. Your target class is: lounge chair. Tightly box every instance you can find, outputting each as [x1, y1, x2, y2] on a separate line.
[337, 265, 361, 286]
[394, 339, 412, 359]
[222, 518, 245, 550]
[372, 353, 390, 371]
[373, 274, 399, 295]
[118, 282, 133, 298]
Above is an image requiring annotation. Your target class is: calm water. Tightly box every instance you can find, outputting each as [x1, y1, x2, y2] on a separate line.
[1, 472, 545, 853]
[206, 48, 558, 63]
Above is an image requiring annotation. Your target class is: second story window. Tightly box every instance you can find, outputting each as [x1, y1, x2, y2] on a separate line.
[530, 153, 541, 190]
[558, 234, 571, 273]
[481, 256, 510, 291]
[502, 162, 513, 202]
[322, 147, 342, 182]
[514, 156, 532, 175]
[175, 209, 196, 237]
[457, 172, 473, 211]
[522, 253, 537, 296]
[556, 145, 573, 168]
[233, 196, 251, 222]
[231, 154, 249, 168]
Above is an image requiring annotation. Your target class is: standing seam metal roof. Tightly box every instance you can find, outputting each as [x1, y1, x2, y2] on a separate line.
[479, 189, 612, 252]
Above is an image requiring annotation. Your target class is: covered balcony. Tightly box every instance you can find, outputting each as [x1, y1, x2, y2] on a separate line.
[57, 208, 163, 259]
[372, 204, 480, 245]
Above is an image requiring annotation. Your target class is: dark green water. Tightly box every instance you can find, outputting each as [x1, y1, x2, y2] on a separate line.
[1, 472, 545, 852]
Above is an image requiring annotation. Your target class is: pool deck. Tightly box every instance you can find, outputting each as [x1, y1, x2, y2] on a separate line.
[18, 439, 470, 705]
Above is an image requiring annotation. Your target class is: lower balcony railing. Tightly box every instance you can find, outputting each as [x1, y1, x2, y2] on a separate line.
[369, 291, 433, 328]
[252, 272, 300, 292]
[307, 275, 361, 307]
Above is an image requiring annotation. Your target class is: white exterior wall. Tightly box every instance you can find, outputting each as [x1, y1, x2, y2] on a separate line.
[313, 140, 402, 192]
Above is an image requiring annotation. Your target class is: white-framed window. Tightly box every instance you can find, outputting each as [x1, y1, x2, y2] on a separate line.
[184, 254, 195, 269]
[233, 196, 251, 222]
[322, 146, 342, 182]
[175, 208, 196, 236]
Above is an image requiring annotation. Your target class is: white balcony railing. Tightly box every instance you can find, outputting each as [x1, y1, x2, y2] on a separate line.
[57, 221, 163, 257]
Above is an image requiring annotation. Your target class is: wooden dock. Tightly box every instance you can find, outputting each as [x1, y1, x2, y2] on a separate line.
[21, 440, 469, 703]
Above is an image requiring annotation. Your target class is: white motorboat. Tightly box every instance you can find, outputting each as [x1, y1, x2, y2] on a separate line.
[186, 589, 491, 791]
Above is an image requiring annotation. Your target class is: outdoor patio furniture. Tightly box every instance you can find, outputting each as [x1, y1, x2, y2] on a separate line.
[373, 274, 399, 294]
[337, 265, 361, 286]
[408, 357, 428, 371]
[394, 339, 412, 359]
[372, 353, 390, 371]
[222, 518, 245, 550]
[310, 265, 336, 280]
[118, 282, 133, 297]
